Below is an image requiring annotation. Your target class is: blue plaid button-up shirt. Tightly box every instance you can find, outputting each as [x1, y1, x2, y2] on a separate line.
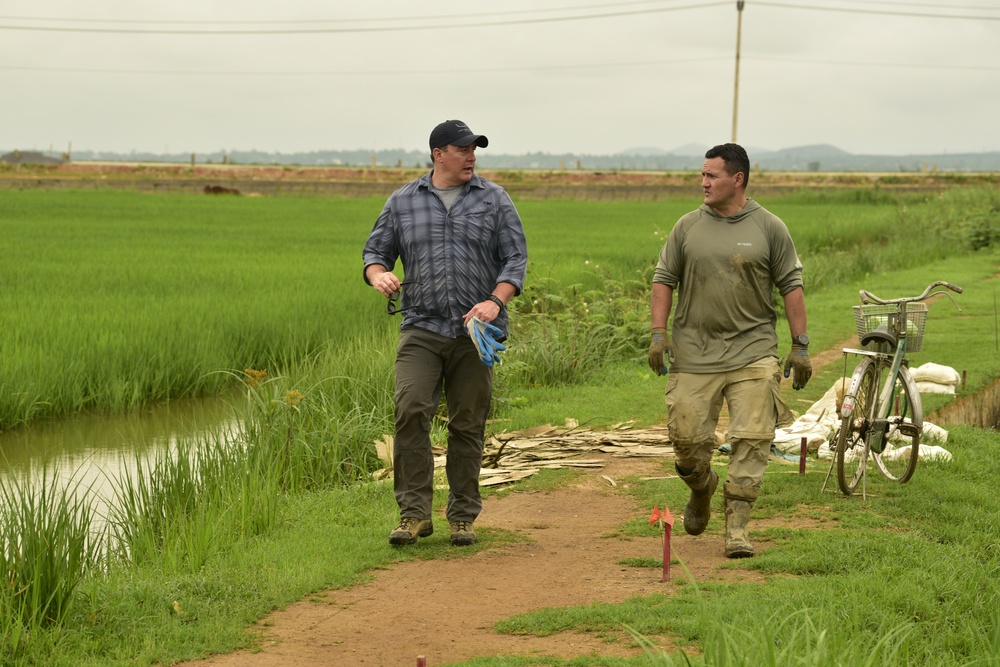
[363, 172, 528, 340]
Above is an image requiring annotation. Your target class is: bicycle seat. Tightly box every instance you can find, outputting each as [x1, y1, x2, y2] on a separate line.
[860, 324, 897, 349]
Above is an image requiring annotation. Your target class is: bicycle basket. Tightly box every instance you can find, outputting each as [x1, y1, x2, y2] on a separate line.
[853, 302, 929, 352]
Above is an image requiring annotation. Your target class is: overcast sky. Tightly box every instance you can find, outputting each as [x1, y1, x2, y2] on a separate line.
[2, 1, 998, 158]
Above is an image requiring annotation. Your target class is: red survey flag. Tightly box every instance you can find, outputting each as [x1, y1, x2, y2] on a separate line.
[649, 505, 663, 525]
[662, 504, 675, 529]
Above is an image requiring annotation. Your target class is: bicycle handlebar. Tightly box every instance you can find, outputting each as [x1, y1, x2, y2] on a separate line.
[859, 281, 963, 305]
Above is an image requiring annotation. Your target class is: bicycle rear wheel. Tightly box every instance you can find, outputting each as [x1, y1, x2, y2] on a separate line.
[837, 357, 878, 496]
[871, 365, 922, 483]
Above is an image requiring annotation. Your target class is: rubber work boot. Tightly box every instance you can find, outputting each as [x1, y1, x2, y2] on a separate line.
[389, 517, 433, 545]
[449, 520, 477, 546]
[676, 464, 719, 536]
[723, 481, 759, 559]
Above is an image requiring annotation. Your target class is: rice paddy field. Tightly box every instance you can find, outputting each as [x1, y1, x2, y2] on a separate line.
[1, 184, 998, 431]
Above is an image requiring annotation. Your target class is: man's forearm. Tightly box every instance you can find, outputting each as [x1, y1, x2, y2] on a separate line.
[650, 283, 673, 329]
[783, 287, 807, 338]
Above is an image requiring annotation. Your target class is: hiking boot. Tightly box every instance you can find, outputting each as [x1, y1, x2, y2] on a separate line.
[724, 482, 758, 559]
[449, 520, 477, 546]
[389, 517, 433, 545]
[676, 464, 718, 536]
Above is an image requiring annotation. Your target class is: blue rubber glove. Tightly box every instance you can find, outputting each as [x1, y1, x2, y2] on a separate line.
[466, 316, 506, 367]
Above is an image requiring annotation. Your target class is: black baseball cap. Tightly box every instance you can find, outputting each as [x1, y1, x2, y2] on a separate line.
[429, 120, 489, 151]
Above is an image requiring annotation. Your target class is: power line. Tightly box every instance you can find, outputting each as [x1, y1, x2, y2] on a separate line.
[1, 0, 995, 34]
[0, 0, 718, 26]
[830, 0, 1000, 10]
[2, 55, 996, 78]
[753, 1, 1000, 20]
[0, 1, 729, 35]
[750, 56, 1000, 71]
[3, 0, 994, 27]
[0, 57, 728, 77]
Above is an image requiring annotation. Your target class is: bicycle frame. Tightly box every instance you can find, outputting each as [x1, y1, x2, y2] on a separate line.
[839, 339, 923, 454]
[828, 280, 961, 497]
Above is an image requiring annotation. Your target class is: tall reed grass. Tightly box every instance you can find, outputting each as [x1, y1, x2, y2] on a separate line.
[105, 432, 285, 574]
[0, 464, 101, 662]
[103, 332, 397, 573]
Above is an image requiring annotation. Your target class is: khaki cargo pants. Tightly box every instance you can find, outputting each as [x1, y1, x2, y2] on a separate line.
[665, 357, 792, 488]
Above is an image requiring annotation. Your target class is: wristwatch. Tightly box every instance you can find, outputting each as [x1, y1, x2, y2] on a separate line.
[488, 295, 505, 310]
[792, 333, 810, 346]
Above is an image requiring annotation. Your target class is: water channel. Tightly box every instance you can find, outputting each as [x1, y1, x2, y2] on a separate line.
[0, 393, 242, 506]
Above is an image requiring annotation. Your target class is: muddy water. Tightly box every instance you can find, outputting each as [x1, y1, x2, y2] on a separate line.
[0, 393, 242, 501]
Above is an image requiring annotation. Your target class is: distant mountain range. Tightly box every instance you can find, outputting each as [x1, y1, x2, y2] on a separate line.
[6, 143, 999, 172]
[615, 143, 999, 172]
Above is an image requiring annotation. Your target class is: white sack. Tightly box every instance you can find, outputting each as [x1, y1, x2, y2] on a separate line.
[915, 381, 956, 395]
[911, 362, 961, 386]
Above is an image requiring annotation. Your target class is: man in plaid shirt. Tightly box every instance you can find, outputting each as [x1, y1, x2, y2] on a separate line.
[363, 119, 528, 547]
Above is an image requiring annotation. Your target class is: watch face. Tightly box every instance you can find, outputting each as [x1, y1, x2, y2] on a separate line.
[795, 334, 810, 346]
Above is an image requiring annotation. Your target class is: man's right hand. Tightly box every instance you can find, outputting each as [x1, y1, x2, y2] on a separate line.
[367, 267, 400, 297]
[648, 327, 671, 376]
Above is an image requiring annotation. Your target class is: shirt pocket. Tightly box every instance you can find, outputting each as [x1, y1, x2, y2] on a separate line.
[452, 202, 496, 245]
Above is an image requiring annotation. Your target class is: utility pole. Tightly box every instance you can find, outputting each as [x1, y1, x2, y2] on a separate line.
[731, 0, 745, 143]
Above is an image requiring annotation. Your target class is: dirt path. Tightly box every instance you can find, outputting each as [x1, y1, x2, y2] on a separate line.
[179, 456, 769, 666]
[178, 346, 859, 667]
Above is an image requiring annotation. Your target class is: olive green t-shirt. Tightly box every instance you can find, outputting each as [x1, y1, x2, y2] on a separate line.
[652, 199, 803, 373]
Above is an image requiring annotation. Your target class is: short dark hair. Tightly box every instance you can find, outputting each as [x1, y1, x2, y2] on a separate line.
[705, 143, 750, 188]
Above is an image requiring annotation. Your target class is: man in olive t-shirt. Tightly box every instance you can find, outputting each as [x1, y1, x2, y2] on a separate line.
[648, 143, 812, 558]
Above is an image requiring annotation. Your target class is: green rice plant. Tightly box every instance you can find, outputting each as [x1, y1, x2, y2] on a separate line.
[780, 187, 999, 292]
[514, 198, 694, 289]
[0, 190, 388, 429]
[504, 268, 650, 387]
[0, 462, 101, 641]
[0, 187, 992, 432]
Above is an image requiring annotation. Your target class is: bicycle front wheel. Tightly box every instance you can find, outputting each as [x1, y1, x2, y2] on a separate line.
[837, 357, 878, 496]
[871, 365, 922, 483]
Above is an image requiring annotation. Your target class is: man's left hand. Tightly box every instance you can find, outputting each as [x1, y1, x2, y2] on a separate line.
[648, 327, 671, 376]
[783, 343, 812, 390]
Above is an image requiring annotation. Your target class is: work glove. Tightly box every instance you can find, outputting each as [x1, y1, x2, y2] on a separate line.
[648, 327, 671, 376]
[783, 342, 812, 390]
[466, 316, 506, 367]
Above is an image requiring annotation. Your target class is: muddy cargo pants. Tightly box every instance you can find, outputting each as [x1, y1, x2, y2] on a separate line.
[665, 357, 790, 489]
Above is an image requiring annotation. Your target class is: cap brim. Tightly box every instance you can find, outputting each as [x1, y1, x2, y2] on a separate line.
[452, 134, 489, 148]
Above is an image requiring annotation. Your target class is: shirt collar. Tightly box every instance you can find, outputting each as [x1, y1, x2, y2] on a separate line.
[419, 171, 485, 191]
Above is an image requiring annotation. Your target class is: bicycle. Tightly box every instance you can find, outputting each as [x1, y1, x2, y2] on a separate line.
[824, 280, 962, 498]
